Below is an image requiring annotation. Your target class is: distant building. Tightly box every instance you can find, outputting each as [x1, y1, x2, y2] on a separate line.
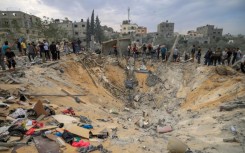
[0, 11, 41, 40]
[157, 20, 174, 38]
[196, 24, 223, 40]
[136, 26, 147, 35]
[53, 19, 86, 43]
[183, 30, 210, 44]
[120, 20, 138, 34]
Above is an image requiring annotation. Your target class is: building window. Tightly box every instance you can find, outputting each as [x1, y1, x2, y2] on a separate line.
[75, 32, 79, 35]
[5, 21, 9, 25]
[83, 32, 86, 34]
[2, 13, 6, 16]
[213, 36, 215, 39]
[123, 27, 126, 30]
[83, 39, 86, 41]
[166, 24, 169, 27]
[82, 24, 85, 27]
[26, 30, 29, 34]
[13, 13, 17, 16]
[213, 32, 216, 34]
[218, 32, 220, 34]
[74, 25, 78, 28]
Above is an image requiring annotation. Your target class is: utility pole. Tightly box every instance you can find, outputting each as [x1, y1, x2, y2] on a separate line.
[128, 7, 130, 23]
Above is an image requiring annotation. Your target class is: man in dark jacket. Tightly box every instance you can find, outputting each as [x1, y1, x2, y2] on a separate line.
[50, 42, 57, 60]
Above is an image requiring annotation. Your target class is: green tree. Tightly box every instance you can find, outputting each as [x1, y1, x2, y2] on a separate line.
[90, 10, 95, 36]
[86, 18, 91, 47]
[35, 17, 66, 41]
[95, 15, 104, 43]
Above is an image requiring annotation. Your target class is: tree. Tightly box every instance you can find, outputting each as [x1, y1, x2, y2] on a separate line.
[35, 17, 66, 41]
[95, 15, 104, 43]
[86, 18, 91, 47]
[90, 10, 95, 36]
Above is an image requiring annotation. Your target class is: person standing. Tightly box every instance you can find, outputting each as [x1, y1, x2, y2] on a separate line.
[161, 45, 167, 61]
[39, 42, 45, 63]
[196, 47, 202, 64]
[27, 43, 36, 62]
[16, 39, 22, 55]
[50, 42, 57, 60]
[113, 45, 118, 56]
[226, 48, 232, 65]
[127, 44, 131, 57]
[1, 41, 9, 70]
[64, 41, 69, 54]
[5, 47, 16, 71]
[157, 45, 161, 60]
[44, 40, 50, 60]
[236, 48, 242, 61]
[232, 48, 237, 65]
[221, 48, 228, 65]
[77, 38, 81, 51]
[142, 44, 147, 58]
[173, 47, 179, 62]
[204, 48, 212, 66]
[56, 42, 61, 60]
[191, 45, 196, 62]
[21, 40, 27, 55]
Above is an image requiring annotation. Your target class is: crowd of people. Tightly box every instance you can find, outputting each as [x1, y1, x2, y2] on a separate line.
[0, 38, 84, 71]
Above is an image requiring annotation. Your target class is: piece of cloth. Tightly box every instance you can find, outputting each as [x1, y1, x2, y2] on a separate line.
[62, 130, 75, 144]
[21, 42, 26, 49]
[2, 45, 9, 54]
[9, 108, 26, 119]
[72, 140, 90, 147]
[81, 124, 93, 129]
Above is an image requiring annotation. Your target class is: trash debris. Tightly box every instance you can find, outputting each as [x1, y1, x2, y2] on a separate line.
[157, 125, 173, 133]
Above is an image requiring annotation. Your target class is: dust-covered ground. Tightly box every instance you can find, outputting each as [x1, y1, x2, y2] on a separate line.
[0, 53, 245, 153]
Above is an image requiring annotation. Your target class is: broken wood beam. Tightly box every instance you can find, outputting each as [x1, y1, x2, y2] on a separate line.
[79, 59, 98, 88]
[6, 75, 21, 84]
[220, 101, 245, 111]
[20, 93, 86, 97]
[60, 89, 86, 104]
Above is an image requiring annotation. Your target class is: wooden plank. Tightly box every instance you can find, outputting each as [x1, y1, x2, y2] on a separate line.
[6, 75, 21, 84]
[20, 93, 86, 97]
[79, 59, 98, 88]
[34, 126, 58, 132]
[60, 89, 86, 104]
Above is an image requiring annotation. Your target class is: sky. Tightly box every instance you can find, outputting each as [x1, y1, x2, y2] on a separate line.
[0, 0, 245, 35]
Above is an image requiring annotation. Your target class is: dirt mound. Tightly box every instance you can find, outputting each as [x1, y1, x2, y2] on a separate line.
[215, 65, 237, 75]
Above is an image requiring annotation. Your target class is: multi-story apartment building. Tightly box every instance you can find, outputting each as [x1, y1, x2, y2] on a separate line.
[54, 19, 87, 43]
[0, 11, 41, 40]
[196, 24, 223, 40]
[157, 20, 174, 38]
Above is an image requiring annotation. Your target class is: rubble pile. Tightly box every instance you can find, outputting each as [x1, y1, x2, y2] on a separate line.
[0, 53, 245, 153]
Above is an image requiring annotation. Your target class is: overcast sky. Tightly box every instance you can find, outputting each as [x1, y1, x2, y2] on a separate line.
[0, 0, 245, 35]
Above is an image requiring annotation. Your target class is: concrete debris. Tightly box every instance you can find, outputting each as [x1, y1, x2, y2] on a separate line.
[215, 66, 236, 75]
[146, 74, 158, 87]
[134, 94, 141, 102]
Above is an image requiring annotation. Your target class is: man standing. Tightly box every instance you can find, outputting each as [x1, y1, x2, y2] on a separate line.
[44, 40, 50, 60]
[27, 43, 36, 62]
[21, 40, 27, 55]
[16, 39, 22, 55]
[191, 45, 196, 62]
[157, 45, 161, 60]
[197, 47, 202, 64]
[161, 45, 167, 61]
[232, 48, 237, 65]
[0, 41, 9, 70]
[56, 42, 61, 60]
[173, 47, 179, 62]
[5, 47, 16, 71]
[50, 42, 57, 60]
[127, 44, 131, 57]
[39, 42, 45, 63]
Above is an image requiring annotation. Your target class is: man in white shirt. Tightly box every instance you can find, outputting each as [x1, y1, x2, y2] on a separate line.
[43, 40, 50, 60]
